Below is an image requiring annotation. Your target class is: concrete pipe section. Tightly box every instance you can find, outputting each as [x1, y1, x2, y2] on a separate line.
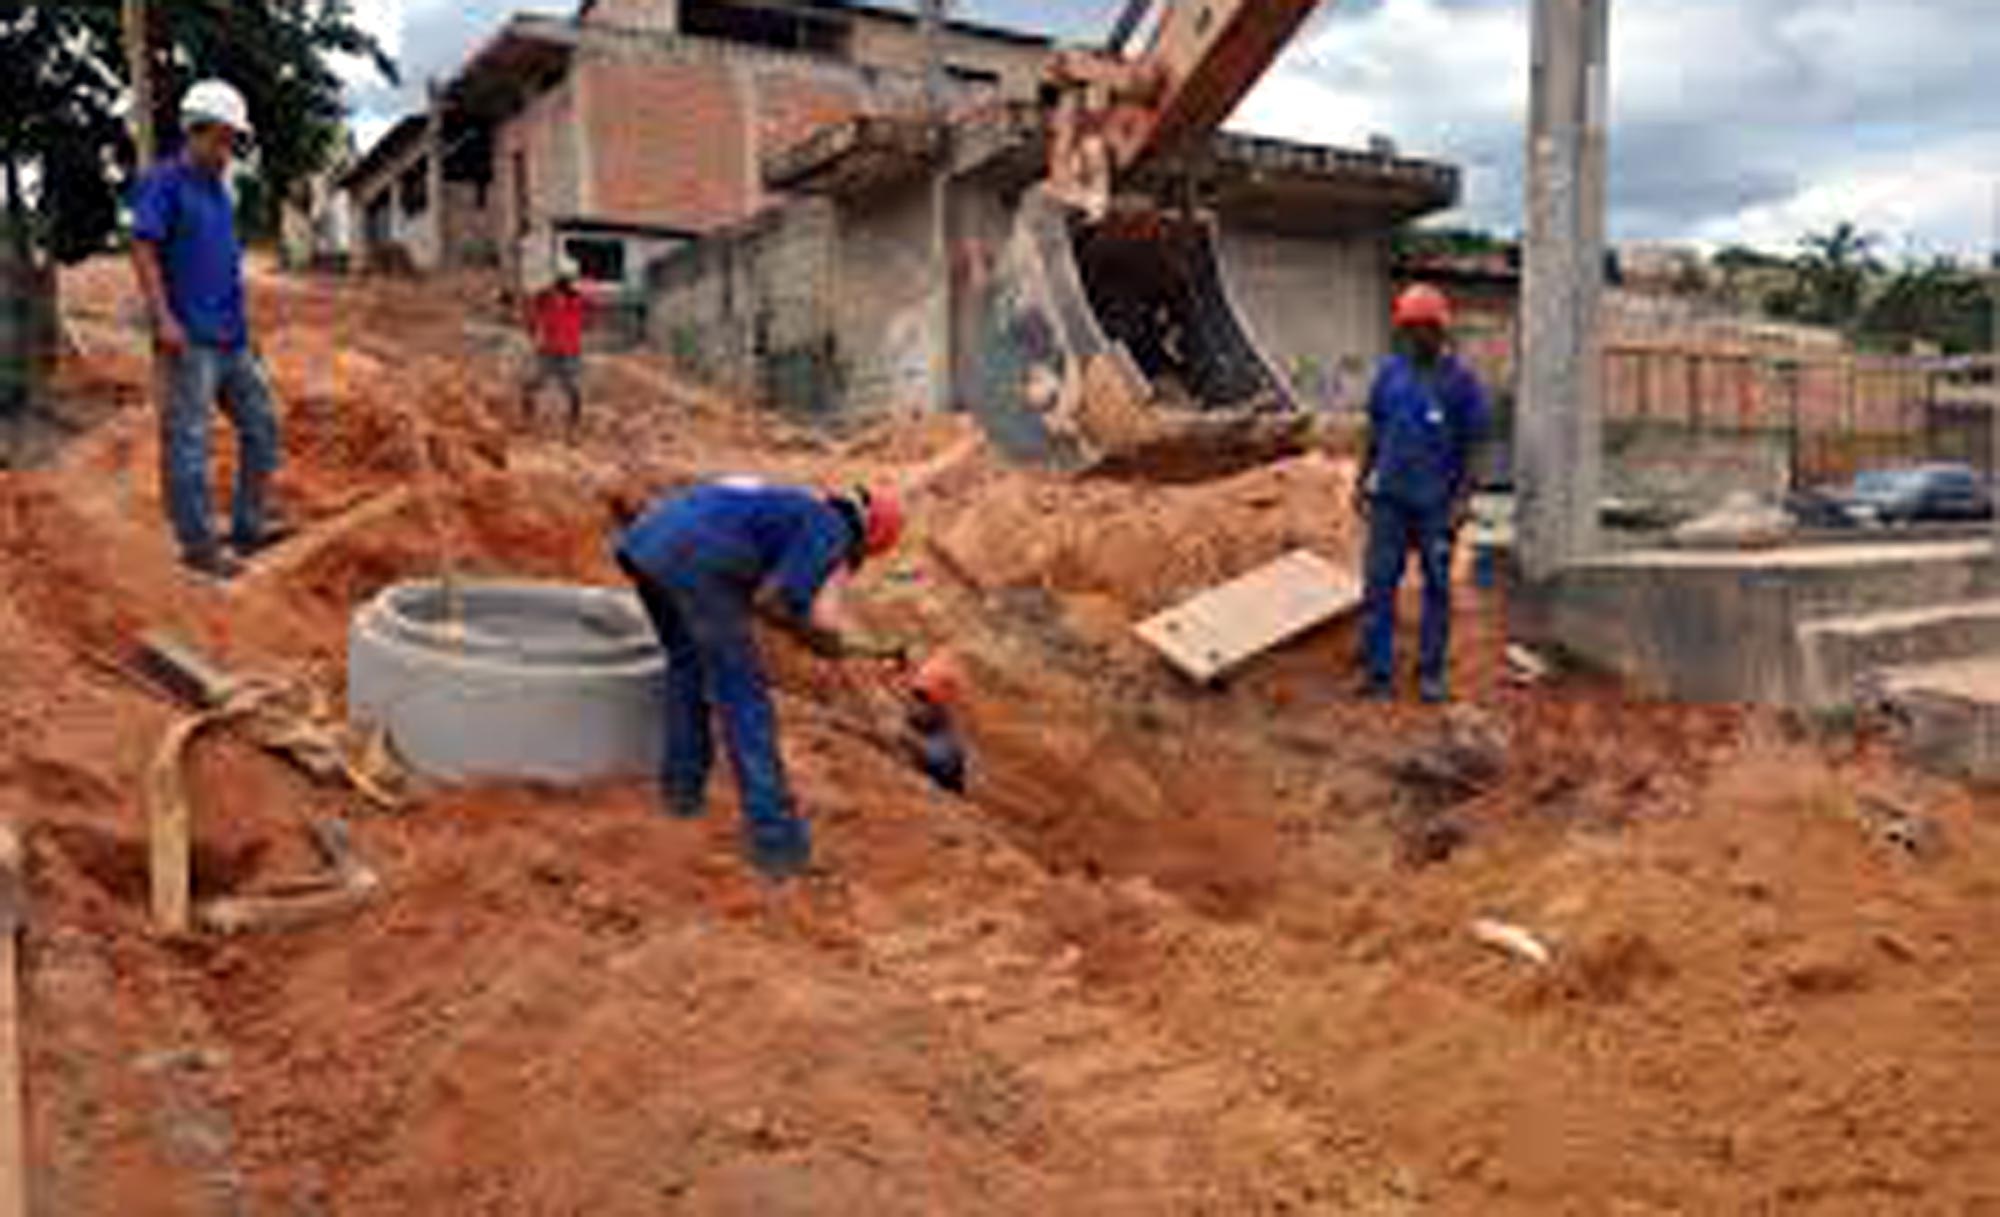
[348, 580, 664, 784]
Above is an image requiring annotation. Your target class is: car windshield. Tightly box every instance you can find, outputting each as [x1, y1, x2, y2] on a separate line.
[1852, 470, 1927, 495]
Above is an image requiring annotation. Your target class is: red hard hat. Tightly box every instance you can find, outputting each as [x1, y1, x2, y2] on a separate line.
[1392, 283, 1452, 329]
[860, 481, 905, 557]
[910, 650, 964, 706]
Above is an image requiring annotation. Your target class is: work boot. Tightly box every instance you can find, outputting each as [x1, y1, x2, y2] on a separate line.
[660, 789, 707, 821]
[1419, 675, 1450, 705]
[745, 821, 813, 882]
[1358, 676, 1395, 702]
[180, 546, 244, 583]
[231, 518, 297, 559]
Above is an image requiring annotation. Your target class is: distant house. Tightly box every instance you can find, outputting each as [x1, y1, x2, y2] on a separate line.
[340, 0, 1052, 291]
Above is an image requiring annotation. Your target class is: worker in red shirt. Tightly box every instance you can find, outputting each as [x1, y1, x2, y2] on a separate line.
[521, 257, 589, 439]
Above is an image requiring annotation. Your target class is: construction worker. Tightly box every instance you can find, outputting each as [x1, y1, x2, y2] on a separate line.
[522, 257, 588, 439]
[130, 79, 284, 580]
[1354, 283, 1490, 703]
[614, 477, 909, 879]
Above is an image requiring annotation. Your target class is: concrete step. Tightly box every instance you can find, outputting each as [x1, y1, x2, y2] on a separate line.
[1524, 539, 2000, 706]
[1874, 657, 2000, 779]
[1797, 598, 2000, 710]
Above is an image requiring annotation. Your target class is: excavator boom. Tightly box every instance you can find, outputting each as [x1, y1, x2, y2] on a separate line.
[962, 1, 1328, 479]
[1112, 0, 1325, 171]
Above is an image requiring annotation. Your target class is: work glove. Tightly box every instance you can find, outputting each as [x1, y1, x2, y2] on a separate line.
[847, 636, 912, 666]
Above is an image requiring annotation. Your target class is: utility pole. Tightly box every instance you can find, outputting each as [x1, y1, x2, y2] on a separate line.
[919, 0, 953, 414]
[1989, 180, 1999, 550]
[1518, 0, 1610, 581]
[123, 0, 156, 165]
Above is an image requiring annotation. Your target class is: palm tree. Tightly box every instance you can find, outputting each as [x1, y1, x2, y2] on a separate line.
[1792, 222, 1883, 328]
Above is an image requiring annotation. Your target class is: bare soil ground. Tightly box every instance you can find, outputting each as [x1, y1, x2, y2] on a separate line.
[1, 258, 1997, 1214]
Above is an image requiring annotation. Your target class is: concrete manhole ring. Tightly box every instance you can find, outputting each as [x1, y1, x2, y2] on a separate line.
[348, 580, 664, 784]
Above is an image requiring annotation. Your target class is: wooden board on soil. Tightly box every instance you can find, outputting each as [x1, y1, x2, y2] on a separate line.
[1134, 549, 1360, 682]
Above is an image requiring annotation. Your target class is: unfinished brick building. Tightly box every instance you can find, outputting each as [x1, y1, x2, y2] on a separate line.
[343, 0, 1051, 290]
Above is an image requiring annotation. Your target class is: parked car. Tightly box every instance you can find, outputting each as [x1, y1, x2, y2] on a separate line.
[1791, 464, 1994, 528]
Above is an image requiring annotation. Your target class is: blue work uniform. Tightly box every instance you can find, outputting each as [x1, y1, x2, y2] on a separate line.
[130, 154, 279, 560]
[1360, 353, 1490, 691]
[615, 479, 858, 871]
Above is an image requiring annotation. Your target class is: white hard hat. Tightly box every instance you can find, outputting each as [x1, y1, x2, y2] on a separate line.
[555, 255, 581, 281]
[181, 79, 253, 137]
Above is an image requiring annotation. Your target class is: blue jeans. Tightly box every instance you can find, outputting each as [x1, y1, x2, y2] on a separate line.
[159, 344, 280, 557]
[624, 554, 809, 861]
[1362, 494, 1454, 686]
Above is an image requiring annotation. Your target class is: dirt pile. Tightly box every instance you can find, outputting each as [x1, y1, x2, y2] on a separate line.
[933, 450, 1358, 617]
[4, 258, 2000, 1214]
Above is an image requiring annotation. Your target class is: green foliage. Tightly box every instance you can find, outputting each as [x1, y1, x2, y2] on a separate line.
[1858, 256, 1995, 355]
[1792, 222, 1880, 328]
[0, 1, 396, 262]
[1392, 226, 1515, 260]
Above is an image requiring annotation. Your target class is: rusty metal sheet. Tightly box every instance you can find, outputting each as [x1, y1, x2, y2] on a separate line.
[1135, 549, 1360, 682]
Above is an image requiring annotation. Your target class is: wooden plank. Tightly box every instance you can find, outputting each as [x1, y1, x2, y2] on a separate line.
[1134, 550, 1360, 683]
[0, 825, 26, 1217]
[232, 486, 416, 589]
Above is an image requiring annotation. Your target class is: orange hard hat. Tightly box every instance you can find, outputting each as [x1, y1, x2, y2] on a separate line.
[1392, 283, 1452, 329]
[910, 650, 964, 706]
[860, 481, 905, 557]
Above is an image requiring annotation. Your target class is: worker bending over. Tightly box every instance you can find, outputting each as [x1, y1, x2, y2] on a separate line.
[1354, 284, 1490, 703]
[615, 477, 908, 879]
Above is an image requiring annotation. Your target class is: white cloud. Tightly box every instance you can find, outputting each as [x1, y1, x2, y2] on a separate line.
[1712, 136, 2000, 256]
[1224, 0, 2000, 257]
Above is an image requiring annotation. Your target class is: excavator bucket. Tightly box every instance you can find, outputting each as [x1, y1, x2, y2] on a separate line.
[965, 186, 1312, 481]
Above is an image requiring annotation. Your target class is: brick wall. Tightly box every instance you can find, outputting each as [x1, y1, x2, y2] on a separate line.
[496, 78, 583, 284]
[585, 56, 750, 230]
[577, 51, 877, 234]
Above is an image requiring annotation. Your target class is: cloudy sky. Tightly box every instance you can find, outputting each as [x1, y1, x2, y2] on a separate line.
[343, 0, 2000, 260]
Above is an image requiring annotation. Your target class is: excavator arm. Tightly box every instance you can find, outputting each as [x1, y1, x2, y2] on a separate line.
[1048, 0, 1324, 213]
[962, 1, 1328, 478]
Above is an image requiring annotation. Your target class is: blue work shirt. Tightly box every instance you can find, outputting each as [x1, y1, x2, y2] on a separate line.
[130, 155, 247, 349]
[618, 479, 855, 619]
[1366, 353, 1490, 508]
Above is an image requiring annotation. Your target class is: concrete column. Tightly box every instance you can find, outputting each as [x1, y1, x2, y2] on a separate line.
[1518, 0, 1610, 580]
[1990, 182, 1999, 552]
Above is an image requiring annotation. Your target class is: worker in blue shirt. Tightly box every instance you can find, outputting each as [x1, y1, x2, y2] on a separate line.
[615, 477, 910, 880]
[130, 80, 283, 581]
[1354, 284, 1491, 703]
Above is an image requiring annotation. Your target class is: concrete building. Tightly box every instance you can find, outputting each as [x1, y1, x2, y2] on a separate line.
[654, 105, 1461, 419]
[340, 0, 1051, 291]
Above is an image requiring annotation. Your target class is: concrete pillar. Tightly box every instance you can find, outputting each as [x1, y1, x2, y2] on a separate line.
[1990, 182, 1999, 552]
[1517, 0, 1610, 580]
